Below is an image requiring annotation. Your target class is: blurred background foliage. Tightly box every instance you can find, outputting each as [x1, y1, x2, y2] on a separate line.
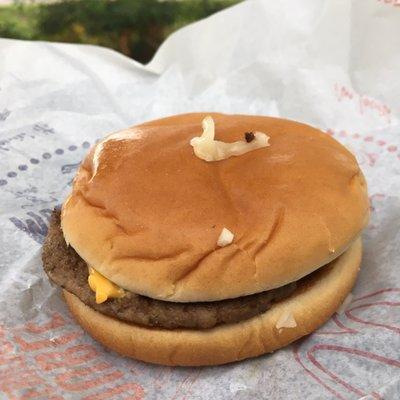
[0, 0, 241, 63]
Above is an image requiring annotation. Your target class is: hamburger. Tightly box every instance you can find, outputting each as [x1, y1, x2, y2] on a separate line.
[42, 113, 369, 366]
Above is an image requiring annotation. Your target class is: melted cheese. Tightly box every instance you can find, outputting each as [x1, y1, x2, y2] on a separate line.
[88, 267, 125, 304]
[190, 116, 270, 162]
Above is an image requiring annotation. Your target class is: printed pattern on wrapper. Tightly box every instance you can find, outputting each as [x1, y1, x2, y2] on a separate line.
[1, 1, 400, 397]
[0, 84, 399, 400]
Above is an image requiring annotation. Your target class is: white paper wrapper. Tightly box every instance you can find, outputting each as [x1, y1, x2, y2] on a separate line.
[1, 0, 399, 398]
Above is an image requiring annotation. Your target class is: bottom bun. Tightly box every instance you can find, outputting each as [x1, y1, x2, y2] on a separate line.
[64, 238, 362, 366]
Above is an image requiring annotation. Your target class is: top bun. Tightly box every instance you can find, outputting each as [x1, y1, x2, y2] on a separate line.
[61, 113, 369, 302]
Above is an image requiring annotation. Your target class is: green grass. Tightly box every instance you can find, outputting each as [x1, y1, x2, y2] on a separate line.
[0, 3, 39, 40]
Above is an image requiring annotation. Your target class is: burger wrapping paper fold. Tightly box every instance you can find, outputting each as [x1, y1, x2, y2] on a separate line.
[0, 0, 399, 398]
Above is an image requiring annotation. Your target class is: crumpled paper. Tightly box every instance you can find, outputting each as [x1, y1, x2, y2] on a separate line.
[1, 0, 399, 398]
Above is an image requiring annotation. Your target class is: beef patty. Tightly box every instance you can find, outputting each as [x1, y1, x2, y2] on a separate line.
[42, 209, 298, 329]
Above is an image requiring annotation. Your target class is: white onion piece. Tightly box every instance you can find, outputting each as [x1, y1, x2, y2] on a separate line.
[276, 310, 297, 331]
[217, 227, 234, 247]
[190, 116, 270, 162]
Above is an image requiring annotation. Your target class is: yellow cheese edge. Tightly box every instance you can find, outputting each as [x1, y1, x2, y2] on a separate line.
[88, 267, 125, 304]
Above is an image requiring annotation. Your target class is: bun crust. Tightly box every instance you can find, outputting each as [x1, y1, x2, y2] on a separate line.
[62, 113, 369, 302]
[64, 238, 362, 366]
